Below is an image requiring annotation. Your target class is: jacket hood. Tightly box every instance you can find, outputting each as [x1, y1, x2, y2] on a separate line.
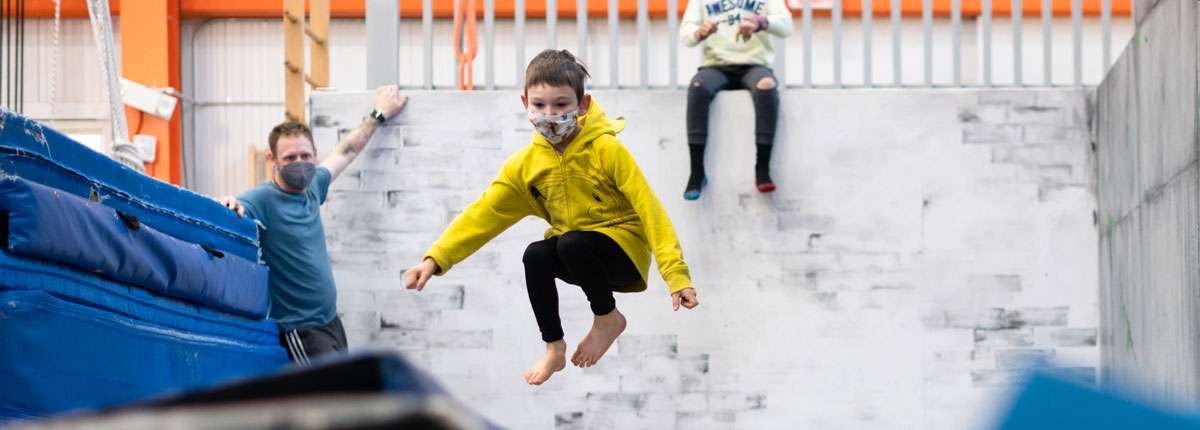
[531, 97, 623, 149]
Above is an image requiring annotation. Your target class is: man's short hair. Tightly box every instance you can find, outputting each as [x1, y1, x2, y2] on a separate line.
[524, 49, 590, 103]
[268, 121, 314, 155]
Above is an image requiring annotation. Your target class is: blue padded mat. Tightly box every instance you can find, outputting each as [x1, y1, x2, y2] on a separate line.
[994, 374, 1200, 430]
[0, 110, 258, 261]
[0, 176, 269, 319]
[0, 250, 279, 346]
[0, 288, 287, 421]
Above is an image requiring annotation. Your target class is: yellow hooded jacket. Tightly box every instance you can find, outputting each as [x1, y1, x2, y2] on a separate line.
[424, 98, 693, 294]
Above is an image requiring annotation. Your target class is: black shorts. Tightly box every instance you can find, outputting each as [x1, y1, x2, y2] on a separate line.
[279, 315, 347, 366]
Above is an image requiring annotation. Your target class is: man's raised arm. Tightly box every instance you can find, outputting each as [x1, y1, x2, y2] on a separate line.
[321, 85, 408, 181]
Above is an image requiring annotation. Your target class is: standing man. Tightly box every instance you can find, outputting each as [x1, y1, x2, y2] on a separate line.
[218, 85, 408, 364]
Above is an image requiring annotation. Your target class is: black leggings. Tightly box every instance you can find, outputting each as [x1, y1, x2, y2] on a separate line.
[686, 65, 779, 147]
[522, 231, 640, 343]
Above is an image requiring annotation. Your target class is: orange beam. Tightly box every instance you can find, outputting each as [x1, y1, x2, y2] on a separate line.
[121, 0, 181, 185]
[18, 0, 1131, 18]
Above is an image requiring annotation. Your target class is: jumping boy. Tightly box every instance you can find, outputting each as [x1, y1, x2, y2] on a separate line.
[404, 49, 699, 385]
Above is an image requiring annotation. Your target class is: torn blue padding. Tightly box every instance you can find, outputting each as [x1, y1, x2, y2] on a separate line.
[0, 176, 269, 319]
[0, 110, 258, 260]
[0, 154, 259, 261]
[0, 289, 288, 421]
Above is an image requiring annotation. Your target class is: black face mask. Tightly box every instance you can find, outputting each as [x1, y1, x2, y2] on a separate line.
[279, 162, 316, 190]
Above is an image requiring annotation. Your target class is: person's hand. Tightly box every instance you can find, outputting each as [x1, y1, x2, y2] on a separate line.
[671, 288, 699, 311]
[404, 257, 439, 292]
[695, 20, 719, 41]
[216, 196, 244, 218]
[374, 85, 408, 121]
[736, 20, 757, 42]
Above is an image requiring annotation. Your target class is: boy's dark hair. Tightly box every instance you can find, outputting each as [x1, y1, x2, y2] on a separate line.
[524, 49, 590, 102]
[268, 121, 315, 155]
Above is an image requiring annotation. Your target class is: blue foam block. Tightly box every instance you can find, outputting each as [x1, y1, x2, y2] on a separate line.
[0, 289, 287, 422]
[0, 110, 258, 261]
[994, 374, 1200, 430]
[0, 176, 269, 319]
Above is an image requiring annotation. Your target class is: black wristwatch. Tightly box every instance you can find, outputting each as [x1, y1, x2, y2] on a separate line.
[369, 108, 387, 124]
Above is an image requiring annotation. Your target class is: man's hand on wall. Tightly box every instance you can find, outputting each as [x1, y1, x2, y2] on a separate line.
[374, 85, 408, 121]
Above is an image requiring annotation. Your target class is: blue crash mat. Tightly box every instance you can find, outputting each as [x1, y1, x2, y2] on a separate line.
[0, 110, 258, 261]
[0, 176, 269, 319]
[0, 250, 280, 346]
[993, 374, 1200, 430]
[0, 289, 288, 422]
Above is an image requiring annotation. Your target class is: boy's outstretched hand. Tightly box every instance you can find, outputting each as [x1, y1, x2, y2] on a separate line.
[404, 258, 439, 292]
[672, 288, 699, 311]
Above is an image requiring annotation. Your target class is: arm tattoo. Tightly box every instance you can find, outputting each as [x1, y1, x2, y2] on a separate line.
[337, 119, 381, 157]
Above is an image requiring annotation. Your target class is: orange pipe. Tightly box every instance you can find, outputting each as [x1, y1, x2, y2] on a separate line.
[18, 0, 1131, 19]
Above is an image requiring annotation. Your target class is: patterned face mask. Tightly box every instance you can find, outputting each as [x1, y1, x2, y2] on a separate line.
[528, 109, 579, 144]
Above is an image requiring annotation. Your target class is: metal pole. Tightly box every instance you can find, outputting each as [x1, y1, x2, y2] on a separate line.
[423, 0, 433, 89]
[668, 0, 678, 88]
[1072, 0, 1082, 85]
[1013, 0, 1022, 85]
[1042, 0, 1051, 85]
[578, 0, 587, 65]
[1102, 0, 1110, 71]
[983, 0, 992, 85]
[638, 0, 648, 88]
[609, 0, 618, 88]
[923, 0, 932, 86]
[952, 0, 961, 86]
[454, 0, 461, 88]
[833, 0, 842, 88]
[863, 0, 872, 87]
[892, 0, 900, 86]
[486, 0, 495, 89]
[366, 0, 399, 88]
[516, 0, 525, 86]
[803, 0, 812, 87]
[547, 0, 556, 49]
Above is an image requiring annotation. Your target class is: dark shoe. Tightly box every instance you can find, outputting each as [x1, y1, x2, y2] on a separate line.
[755, 171, 775, 193]
[684, 175, 707, 201]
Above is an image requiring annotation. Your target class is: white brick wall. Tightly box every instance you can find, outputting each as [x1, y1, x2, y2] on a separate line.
[311, 88, 1098, 430]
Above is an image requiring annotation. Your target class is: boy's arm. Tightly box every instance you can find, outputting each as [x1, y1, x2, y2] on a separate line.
[605, 140, 694, 295]
[423, 170, 533, 276]
[678, 0, 706, 47]
[320, 85, 408, 181]
[763, 0, 795, 38]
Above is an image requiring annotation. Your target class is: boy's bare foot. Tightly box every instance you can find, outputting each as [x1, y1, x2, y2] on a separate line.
[571, 309, 627, 368]
[525, 340, 567, 385]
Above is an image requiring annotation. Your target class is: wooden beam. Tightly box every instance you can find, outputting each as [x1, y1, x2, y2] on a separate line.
[284, 0, 306, 123]
[309, 0, 329, 89]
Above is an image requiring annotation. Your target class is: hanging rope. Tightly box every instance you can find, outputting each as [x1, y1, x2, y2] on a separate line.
[48, 0, 59, 123]
[453, 0, 477, 90]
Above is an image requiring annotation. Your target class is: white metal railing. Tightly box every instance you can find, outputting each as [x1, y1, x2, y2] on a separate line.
[389, 0, 1123, 90]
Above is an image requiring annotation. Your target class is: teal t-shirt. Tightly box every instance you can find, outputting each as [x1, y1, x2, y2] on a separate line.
[237, 166, 336, 332]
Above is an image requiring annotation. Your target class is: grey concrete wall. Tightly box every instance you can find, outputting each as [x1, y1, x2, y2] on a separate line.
[311, 88, 1097, 430]
[1096, 0, 1200, 409]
